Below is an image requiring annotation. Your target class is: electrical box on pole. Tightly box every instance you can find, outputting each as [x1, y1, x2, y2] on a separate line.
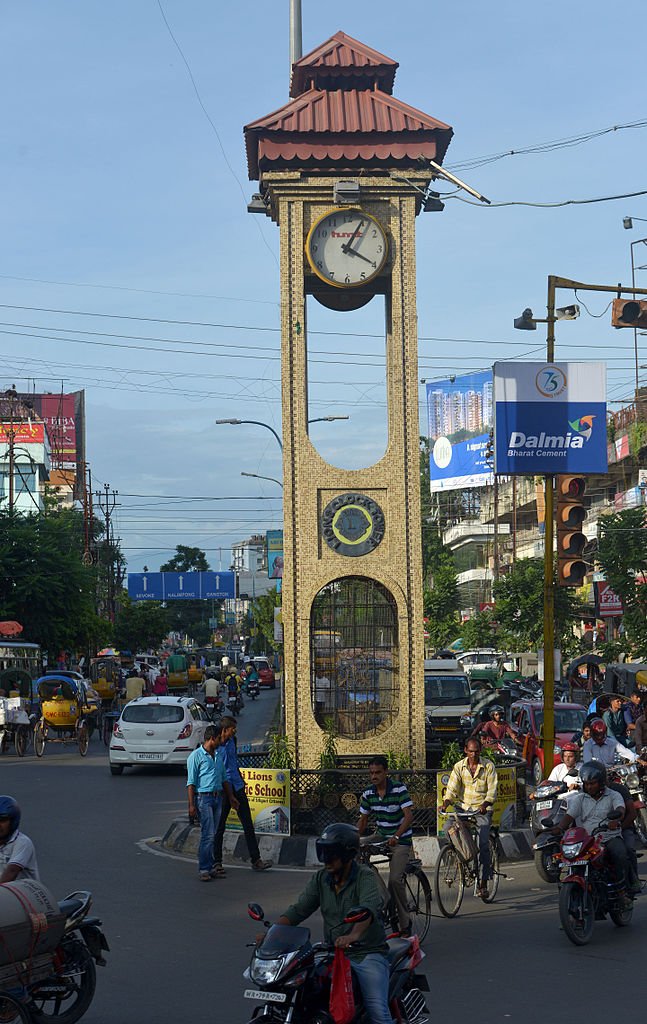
[556, 475, 587, 586]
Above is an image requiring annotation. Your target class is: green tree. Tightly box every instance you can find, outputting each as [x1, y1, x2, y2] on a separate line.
[460, 608, 498, 649]
[160, 546, 210, 572]
[598, 507, 647, 656]
[250, 588, 282, 653]
[113, 596, 169, 653]
[0, 508, 110, 656]
[492, 557, 581, 655]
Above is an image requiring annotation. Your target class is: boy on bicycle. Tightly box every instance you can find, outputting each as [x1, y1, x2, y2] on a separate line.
[358, 755, 414, 935]
[440, 738, 498, 899]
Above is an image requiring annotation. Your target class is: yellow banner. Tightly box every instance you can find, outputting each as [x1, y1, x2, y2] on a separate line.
[436, 764, 517, 835]
[226, 768, 291, 836]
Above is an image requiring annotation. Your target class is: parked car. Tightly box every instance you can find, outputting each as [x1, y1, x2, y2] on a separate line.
[509, 699, 587, 785]
[108, 696, 211, 775]
[253, 656, 276, 689]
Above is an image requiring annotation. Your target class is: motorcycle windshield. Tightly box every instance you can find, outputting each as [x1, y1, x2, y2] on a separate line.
[259, 924, 311, 957]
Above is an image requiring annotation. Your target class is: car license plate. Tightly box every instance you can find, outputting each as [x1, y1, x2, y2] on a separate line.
[136, 752, 164, 761]
[535, 800, 553, 810]
[244, 990, 286, 1003]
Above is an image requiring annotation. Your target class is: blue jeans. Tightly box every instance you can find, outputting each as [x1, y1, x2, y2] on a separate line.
[351, 953, 393, 1024]
[196, 793, 221, 873]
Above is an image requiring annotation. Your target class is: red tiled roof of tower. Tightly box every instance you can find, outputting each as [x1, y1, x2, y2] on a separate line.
[289, 30, 398, 97]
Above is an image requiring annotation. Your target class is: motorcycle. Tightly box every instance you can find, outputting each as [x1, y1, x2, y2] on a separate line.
[27, 889, 109, 1023]
[204, 693, 224, 719]
[227, 692, 243, 716]
[243, 903, 430, 1024]
[531, 779, 574, 883]
[556, 809, 635, 945]
[608, 761, 647, 846]
[247, 680, 260, 701]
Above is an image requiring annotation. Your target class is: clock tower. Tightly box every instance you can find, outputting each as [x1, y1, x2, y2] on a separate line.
[244, 31, 453, 768]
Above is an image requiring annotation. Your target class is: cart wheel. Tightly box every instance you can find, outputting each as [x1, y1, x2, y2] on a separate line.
[0, 732, 7, 756]
[34, 724, 46, 758]
[15, 726, 28, 758]
[78, 724, 89, 757]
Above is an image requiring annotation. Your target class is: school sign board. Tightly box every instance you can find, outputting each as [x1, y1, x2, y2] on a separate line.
[226, 768, 291, 836]
[493, 362, 607, 475]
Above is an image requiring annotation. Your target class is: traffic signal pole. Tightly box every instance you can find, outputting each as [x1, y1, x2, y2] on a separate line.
[543, 276, 557, 776]
[539, 273, 647, 775]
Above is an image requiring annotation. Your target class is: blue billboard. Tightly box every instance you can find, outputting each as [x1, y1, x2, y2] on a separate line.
[127, 571, 235, 602]
[493, 362, 607, 475]
[426, 370, 493, 492]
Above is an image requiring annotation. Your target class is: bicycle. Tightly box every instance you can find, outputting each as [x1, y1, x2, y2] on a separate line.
[359, 836, 432, 942]
[434, 809, 505, 918]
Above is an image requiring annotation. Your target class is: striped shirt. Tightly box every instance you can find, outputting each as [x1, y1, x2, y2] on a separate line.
[443, 757, 498, 812]
[359, 779, 413, 845]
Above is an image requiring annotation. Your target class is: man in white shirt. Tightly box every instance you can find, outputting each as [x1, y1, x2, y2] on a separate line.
[0, 795, 39, 883]
[582, 718, 645, 767]
[547, 743, 581, 800]
[553, 762, 630, 899]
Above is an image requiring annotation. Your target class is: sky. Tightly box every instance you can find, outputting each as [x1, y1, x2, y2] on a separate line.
[1, 0, 646, 572]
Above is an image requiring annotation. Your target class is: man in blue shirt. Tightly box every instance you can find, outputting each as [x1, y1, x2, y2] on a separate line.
[213, 716, 272, 874]
[187, 724, 238, 881]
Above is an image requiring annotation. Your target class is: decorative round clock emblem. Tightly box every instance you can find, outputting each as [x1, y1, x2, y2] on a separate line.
[321, 492, 385, 557]
[305, 208, 389, 289]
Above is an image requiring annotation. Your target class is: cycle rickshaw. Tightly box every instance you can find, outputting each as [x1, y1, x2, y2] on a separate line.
[33, 675, 100, 757]
[0, 670, 34, 757]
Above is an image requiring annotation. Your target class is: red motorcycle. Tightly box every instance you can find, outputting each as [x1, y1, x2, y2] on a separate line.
[557, 810, 634, 945]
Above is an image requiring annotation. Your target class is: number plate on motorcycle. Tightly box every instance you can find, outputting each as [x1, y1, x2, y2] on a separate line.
[244, 990, 287, 1003]
[535, 800, 553, 810]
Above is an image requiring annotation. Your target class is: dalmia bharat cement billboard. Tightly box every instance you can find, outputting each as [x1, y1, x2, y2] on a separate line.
[426, 370, 494, 492]
[493, 362, 607, 475]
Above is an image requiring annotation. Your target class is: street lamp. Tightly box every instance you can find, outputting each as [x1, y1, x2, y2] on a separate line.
[241, 471, 283, 489]
[215, 419, 283, 451]
[216, 416, 350, 450]
[623, 218, 647, 400]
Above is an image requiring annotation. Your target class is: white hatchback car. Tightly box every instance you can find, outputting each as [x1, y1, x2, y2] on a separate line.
[109, 696, 212, 775]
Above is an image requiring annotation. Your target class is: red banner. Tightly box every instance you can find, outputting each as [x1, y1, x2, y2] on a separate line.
[0, 422, 44, 444]
[594, 581, 623, 618]
[39, 394, 77, 465]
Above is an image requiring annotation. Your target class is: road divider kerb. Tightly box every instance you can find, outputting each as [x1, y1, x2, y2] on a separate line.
[159, 819, 535, 868]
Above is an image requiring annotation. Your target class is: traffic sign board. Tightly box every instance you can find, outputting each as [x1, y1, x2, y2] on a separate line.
[127, 571, 235, 602]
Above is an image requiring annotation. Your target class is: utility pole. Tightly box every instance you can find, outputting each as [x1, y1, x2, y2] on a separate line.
[95, 483, 119, 622]
[4, 386, 18, 514]
[289, 0, 302, 78]
[493, 473, 499, 581]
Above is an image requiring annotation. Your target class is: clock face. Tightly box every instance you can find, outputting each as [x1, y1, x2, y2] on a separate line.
[305, 208, 388, 289]
[321, 493, 385, 557]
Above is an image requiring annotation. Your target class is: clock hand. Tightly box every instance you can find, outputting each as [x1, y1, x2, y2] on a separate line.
[340, 220, 364, 254]
[345, 248, 374, 266]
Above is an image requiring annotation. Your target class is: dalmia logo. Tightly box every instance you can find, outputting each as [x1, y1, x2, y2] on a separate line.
[507, 414, 595, 455]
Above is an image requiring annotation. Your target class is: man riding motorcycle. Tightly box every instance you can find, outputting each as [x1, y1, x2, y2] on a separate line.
[582, 718, 647, 768]
[276, 823, 393, 1024]
[551, 762, 633, 903]
[470, 706, 516, 745]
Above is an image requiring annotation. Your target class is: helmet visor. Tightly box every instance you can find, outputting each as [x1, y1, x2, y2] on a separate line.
[315, 840, 344, 864]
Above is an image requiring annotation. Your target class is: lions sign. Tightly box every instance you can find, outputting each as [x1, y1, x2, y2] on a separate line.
[493, 362, 607, 475]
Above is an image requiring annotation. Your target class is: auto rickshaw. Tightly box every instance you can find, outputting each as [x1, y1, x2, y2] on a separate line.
[166, 653, 188, 693]
[33, 675, 100, 757]
[89, 656, 120, 708]
[0, 667, 32, 757]
[187, 654, 205, 691]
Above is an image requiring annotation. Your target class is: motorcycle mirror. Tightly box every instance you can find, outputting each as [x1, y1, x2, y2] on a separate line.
[607, 808, 624, 821]
[541, 818, 554, 828]
[343, 906, 372, 925]
[247, 903, 265, 921]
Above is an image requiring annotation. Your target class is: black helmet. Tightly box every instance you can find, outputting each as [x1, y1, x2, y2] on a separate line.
[580, 761, 607, 787]
[315, 823, 360, 865]
[490, 705, 505, 716]
[0, 795, 21, 834]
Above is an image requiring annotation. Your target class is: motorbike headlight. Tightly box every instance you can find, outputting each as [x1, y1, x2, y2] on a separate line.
[626, 772, 640, 788]
[562, 841, 583, 859]
[250, 957, 284, 985]
[553, 745, 561, 755]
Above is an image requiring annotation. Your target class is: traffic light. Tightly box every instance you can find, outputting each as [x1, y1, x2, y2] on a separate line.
[611, 298, 647, 329]
[556, 475, 587, 586]
[484, 430, 494, 467]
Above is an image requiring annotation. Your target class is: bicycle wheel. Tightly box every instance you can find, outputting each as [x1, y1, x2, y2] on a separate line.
[0, 993, 31, 1023]
[34, 724, 46, 758]
[77, 725, 89, 757]
[434, 844, 465, 918]
[15, 725, 28, 758]
[405, 868, 432, 942]
[483, 838, 500, 903]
